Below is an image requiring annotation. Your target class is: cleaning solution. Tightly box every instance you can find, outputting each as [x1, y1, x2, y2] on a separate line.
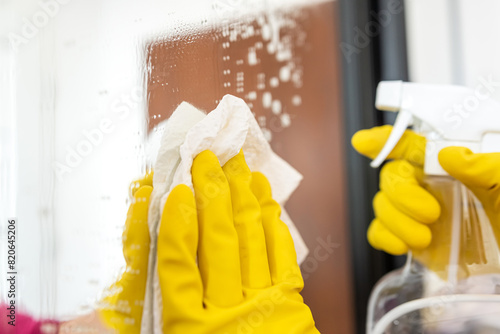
[367, 81, 500, 334]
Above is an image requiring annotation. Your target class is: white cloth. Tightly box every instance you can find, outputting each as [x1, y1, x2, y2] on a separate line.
[140, 94, 307, 334]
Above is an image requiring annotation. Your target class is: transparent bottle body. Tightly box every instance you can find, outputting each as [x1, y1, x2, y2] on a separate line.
[367, 176, 500, 334]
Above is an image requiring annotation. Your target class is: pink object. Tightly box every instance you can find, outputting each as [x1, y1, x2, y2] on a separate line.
[1, 303, 59, 334]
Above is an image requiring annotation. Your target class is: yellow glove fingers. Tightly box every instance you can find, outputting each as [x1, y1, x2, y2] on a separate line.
[439, 147, 500, 192]
[367, 219, 409, 255]
[380, 161, 441, 224]
[99, 185, 152, 333]
[158, 184, 204, 323]
[222, 152, 271, 289]
[373, 192, 432, 249]
[192, 150, 243, 307]
[129, 170, 154, 197]
[250, 172, 303, 288]
[122, 185, 152, 278]
[352, 125, 426, 166]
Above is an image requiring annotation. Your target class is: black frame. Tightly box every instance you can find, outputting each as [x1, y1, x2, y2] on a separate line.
[338, 0, 409, 332]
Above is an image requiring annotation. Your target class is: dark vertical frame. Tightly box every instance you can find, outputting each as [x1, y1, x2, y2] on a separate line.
[375, 0, 410, 270]
[338, 0, 409, 332]
[376, 0, 410, 126]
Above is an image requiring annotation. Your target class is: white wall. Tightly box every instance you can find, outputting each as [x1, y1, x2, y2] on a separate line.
[405, 0, 500, 103]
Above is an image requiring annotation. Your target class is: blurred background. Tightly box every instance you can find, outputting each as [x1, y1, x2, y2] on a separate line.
[1, 0, 500, 333]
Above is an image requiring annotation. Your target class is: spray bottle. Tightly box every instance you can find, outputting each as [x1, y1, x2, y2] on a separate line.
[366, 81, 500, 334]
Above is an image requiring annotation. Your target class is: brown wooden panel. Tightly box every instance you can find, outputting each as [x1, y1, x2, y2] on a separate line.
[146, 2, 355, 333]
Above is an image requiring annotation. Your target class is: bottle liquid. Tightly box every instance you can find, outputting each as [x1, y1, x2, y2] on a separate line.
[366, 81, 500, 334]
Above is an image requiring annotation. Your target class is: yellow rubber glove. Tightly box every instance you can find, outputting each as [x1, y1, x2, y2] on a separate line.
[352, 126, 500, 259]
[157, 150, 319, 334]
[438, 147, 500, 248]
[352, 125, 441, 255]
[98, 173, 153, 333]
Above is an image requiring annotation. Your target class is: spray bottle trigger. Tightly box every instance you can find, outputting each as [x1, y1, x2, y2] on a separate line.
[370, 110, 414, 168]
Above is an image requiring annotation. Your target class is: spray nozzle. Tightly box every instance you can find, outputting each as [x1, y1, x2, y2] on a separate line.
[374, 80, 404, 112]
[370, 80, 500, 175]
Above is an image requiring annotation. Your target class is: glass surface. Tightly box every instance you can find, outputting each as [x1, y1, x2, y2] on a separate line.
[1, 0, 352, 331]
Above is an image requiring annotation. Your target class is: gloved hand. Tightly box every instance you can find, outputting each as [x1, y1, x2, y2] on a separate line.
[352, 125, 439, 255]
[97, 172, 153, 333]
[60, 173, 153, 333]
[352, 125, 500, 256]
[157, 150, 319, 333]
[438, 147, 500, 246]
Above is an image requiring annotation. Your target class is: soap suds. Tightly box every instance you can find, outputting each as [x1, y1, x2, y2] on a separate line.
[263, 92, 272, 108]
[214, 6, 307, 141]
